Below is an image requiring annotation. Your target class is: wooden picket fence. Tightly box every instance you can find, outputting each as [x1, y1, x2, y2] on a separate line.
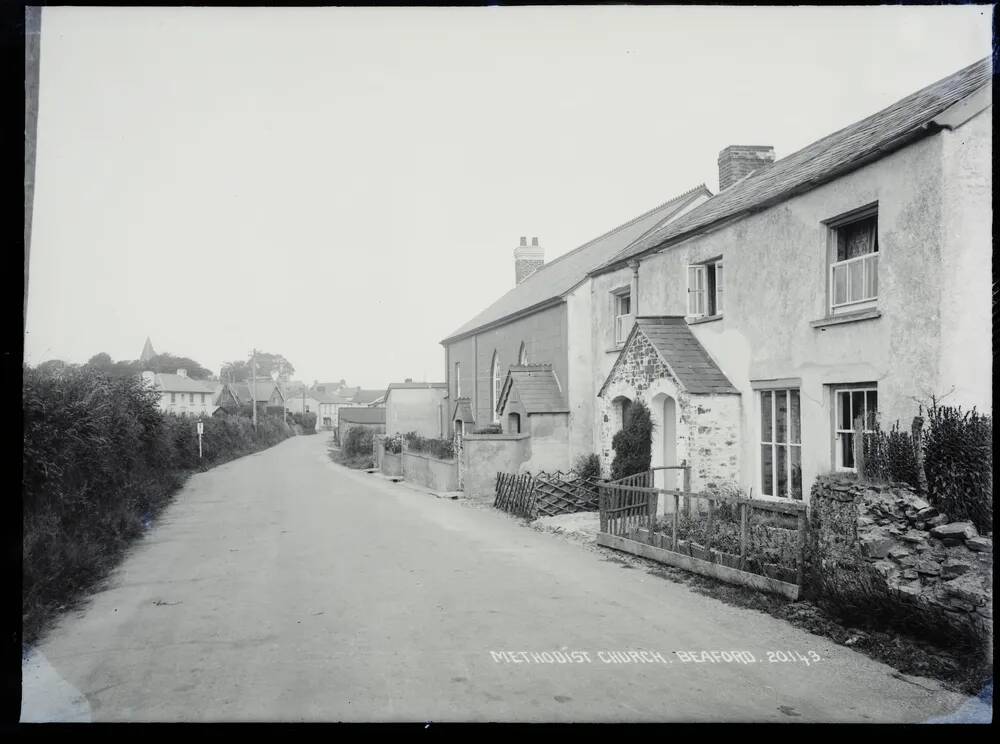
[493, 472, 538, 518]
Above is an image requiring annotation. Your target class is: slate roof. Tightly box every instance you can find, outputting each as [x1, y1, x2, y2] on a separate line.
[338, 407, 386, 424]
[441, 185, 711, 343]
[304, 389, 339, 404]
[232, 381, 285, 403]
[154, 373, 217, 394]
[351, 389, 387, 405]
[386, 382, 447, 390]
[451, 397, 476, 424]
[600, 317, 739, 396]
[497, 364, 569, 415]
[598, 56, 992, 273]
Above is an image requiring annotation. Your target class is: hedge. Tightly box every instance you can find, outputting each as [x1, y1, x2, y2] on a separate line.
[22, 365, 292, 645]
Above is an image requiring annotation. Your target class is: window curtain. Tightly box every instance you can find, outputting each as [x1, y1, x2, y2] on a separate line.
[839, 217, 877, 260]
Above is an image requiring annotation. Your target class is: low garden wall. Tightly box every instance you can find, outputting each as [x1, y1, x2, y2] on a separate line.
[401, 450, 458, 492]
[381, 452, 403, 477]
[808, 474, 992, 645]
[462, 433, 531, 499]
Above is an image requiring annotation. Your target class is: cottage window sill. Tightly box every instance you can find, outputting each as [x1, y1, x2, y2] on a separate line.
[810, 309, 882, 329]
[606, 345, 626, 354]
[687, 314, 723, 326]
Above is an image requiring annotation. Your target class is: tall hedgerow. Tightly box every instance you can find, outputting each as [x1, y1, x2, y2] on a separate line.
[22, 365, 292, 644]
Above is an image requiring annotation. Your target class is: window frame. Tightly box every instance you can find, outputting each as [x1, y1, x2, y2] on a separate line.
[491, 352, 501, 423]
[825, 205, 879, 314]
[758, 387, 803, 500]
[832, 384, 879, 471]
[455, 361, 461, 398]
[687, 259, 723, 318]
[612, 289, 632, 346]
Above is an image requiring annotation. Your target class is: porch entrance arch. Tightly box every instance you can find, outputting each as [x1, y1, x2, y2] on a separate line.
[650, 392, 678, 494]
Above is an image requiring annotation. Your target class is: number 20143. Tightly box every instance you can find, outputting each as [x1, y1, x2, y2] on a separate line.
[767, 651, 820, 665]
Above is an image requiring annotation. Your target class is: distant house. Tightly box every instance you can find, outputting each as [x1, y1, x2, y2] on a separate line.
[338, 406, 386, 445]
[142, 369, 217, 417]
[227, 380, 285, 415]
[383, 380, 448, 438]
[352, 389, 386, 407]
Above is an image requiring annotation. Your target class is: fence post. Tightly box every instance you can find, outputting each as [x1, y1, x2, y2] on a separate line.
[739, 499, 748, 565]
[599, 484, 607, 533]
[853, 414, 866, 478]
[672, 493, 679, 550]
[682, 462, 691, 516]
[706, 498, 714, 551]
[912, 413, 928, 494]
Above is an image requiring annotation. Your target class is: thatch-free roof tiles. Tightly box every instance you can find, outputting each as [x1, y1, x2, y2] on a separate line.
[338, 407, 386, 425]
[600, 317, 738, 397]
[599, 57, 992, 272]
[497, 364, 569, 415]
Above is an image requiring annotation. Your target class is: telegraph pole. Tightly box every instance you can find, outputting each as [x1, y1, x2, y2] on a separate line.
[251, 348, 258, 433]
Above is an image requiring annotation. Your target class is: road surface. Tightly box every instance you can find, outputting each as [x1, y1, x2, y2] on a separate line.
[21, 434, 983, 722]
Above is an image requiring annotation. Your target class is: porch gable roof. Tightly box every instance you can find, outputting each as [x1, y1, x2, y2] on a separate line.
[598, 316, 739, 397]
[451, 397, 476, 424]
[497, 364, 570, 416]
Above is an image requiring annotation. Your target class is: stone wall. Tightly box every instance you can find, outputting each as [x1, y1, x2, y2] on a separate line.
[809, 474, 992, 641]
[401, 450, 459, 492]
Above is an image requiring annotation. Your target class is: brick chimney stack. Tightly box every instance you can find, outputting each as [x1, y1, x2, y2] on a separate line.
[717, 145, 775, 191]
[514, 236, 544, 285]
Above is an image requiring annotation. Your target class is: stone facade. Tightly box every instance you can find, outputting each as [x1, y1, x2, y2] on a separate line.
[598, 330, 741, 491]
[809, 474, 992, 640]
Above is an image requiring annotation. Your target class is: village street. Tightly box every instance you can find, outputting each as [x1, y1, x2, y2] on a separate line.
[21, 434, 976, 723]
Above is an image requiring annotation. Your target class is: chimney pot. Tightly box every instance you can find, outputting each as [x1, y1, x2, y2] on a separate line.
[717, 145, 775, 191]
[513, 235, 544, 285]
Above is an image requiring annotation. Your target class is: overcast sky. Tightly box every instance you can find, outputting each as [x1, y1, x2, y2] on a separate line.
[24, 5, 992, 388]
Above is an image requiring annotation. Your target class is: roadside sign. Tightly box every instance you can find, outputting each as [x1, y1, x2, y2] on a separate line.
[197, 422, 204, 434]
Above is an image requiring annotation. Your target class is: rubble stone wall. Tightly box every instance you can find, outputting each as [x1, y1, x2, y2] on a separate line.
[809, 474, 992, 639]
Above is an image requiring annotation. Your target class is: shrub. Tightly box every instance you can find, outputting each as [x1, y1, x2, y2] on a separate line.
[384, 433, 404, 454]
[291, 411, 317, 434]
[572, 453, 602, 481]
[403, 431, 455, 460]
[344, 426, 375, 457]
[610, 399, 653, 480]
[924, 404, 992, 533]
[862, 416, 920, 487]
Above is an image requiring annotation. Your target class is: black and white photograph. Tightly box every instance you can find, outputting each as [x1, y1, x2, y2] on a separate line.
[18, 3, 994, 724]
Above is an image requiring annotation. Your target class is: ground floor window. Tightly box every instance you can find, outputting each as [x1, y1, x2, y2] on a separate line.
[760, 388, 802, 499]
[834, 386, 878, 470]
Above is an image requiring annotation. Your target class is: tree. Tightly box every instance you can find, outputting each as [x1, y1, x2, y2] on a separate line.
[610, 399, 653, 480]
[33, 359, 74, 377]
[221, 353, 295, 383]
[86, 352, 113, 369]
[145, 352, 212, 380]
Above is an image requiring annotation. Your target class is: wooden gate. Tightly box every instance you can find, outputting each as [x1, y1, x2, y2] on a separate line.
[493, 472, 538, 518]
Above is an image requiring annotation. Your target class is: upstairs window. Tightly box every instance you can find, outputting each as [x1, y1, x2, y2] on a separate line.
[455, 361, 461, 397]
[518, 342, 528, 365]
[688, 260, 723, 317]
[830, 210, 878, 311]
[613, 291, 632, 345]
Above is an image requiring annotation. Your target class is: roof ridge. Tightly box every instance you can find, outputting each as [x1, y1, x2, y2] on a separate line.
[600, 56, 992, 271]
[489, 185, 711, 290]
